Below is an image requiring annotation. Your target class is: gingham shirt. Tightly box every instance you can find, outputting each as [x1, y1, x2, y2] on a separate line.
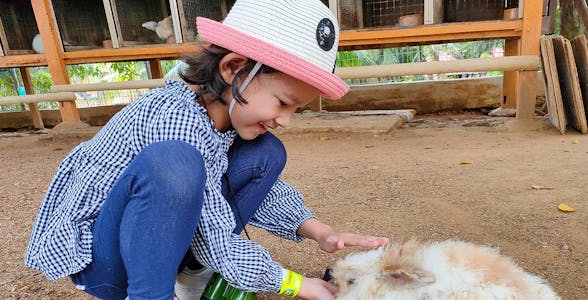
[25, 80, 314, 293]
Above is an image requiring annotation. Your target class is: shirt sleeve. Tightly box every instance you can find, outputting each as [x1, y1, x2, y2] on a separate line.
[190, 179, 285, 293]
[249, 178, 315, 242]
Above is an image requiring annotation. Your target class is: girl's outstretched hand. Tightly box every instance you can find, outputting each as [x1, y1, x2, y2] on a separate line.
[297, 218, 389, 253]
[317, 231, 389, 253]
[297, 277, 338, 300]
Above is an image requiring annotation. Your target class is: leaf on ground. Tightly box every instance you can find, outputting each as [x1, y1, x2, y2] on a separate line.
[557, 203, 575, 212]
[458, 161, 473, 165]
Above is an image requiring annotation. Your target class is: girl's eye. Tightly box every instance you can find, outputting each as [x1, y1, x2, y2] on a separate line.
[278, 99, 287, 106]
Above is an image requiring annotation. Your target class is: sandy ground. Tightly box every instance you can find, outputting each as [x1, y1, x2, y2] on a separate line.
[1, 111, 586, 299]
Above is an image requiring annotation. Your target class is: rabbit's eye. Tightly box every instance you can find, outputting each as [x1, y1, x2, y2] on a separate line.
[347, 278, 356, 285]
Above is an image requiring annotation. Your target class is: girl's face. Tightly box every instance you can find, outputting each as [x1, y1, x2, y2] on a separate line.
[229, 72, 319, 140]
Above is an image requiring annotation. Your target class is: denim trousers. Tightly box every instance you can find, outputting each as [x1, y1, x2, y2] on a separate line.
[70, 132, 286, 300]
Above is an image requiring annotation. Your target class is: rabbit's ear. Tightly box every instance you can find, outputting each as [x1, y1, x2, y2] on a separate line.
[383, 266, 435, 288]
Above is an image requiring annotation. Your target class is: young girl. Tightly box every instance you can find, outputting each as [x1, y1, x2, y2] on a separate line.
[25, 0, 388, 299]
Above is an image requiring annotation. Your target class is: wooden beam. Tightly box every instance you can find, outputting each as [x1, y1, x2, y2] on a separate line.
[339, 20, 523, 47]
[51, 79, 166, 92]
[63, 44, 200, 64]
[0, 54, 47, 68]
[169, 0, 183, 43]
[516, 0, 543, 119]
[20, 67, 45, 129]
[149, 59, 163, 79]
[310, 96, 322, 112]
[503, 39, 521, 108]
[335, 56, 539, 79]
[542, 0, 558, 35]
[102, 0, 120, 48]
[31, 0, 79, 122]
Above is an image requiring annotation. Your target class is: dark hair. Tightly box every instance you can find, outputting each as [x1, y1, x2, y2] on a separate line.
[179, 44, 277, 105]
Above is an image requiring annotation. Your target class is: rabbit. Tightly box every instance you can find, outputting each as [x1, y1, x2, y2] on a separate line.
[331, 240, 560, 300]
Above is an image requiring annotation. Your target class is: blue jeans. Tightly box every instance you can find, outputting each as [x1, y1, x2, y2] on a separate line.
[70, 133, 286, 300]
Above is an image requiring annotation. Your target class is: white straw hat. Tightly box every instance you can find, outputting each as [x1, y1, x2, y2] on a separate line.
[196, 0, 349, 99]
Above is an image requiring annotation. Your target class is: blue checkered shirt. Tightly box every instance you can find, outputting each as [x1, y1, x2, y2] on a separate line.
[25, 80, 314, 293]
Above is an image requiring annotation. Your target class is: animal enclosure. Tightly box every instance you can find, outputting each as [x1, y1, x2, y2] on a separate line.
[111, 0, 172, 46]
[51, 0, 112, 51]
[0, 0, 39, 55]
[177, 0, 236, 43]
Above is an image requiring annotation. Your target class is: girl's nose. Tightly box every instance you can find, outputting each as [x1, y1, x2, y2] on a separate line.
[275, 112, 293, 129]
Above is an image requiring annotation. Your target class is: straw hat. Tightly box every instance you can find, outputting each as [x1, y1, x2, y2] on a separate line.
[196, 0, 349, 99]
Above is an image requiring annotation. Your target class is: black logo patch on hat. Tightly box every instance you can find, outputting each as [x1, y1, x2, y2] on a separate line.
[316, 18, 335, 51]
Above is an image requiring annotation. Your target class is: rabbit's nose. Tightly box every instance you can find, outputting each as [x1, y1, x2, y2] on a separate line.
[323, 268, 333, 282]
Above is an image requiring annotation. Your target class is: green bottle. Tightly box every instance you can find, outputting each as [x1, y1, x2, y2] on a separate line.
[201, 273, 256, 300]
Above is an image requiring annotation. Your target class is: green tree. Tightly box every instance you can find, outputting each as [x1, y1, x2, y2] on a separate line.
[560, 0, 586, 40]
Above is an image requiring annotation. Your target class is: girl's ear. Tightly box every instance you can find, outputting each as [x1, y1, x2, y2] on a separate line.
[218, 53, 249, 86]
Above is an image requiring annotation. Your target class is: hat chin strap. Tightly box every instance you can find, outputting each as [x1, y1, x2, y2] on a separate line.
[229, 62, 263, 118]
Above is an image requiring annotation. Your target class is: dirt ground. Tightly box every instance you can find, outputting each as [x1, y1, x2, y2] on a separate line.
[1, 111, 586, 299]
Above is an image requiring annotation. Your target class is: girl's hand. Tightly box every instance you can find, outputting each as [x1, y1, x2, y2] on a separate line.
[297, 218, 389, 253]
[296, 277, 338, 300]
[317, 231, 389, 253]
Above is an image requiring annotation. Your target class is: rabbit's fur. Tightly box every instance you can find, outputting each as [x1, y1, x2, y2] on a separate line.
[331, 240, 559, 300]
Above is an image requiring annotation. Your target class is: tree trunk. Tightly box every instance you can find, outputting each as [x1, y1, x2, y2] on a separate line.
[560, 0, 587, 40]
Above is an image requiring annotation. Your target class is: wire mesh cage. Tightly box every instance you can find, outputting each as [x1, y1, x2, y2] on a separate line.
[52, 0, 112, 51]
[363, 0, 424, 28]
[111, 0, 173, 46]
[339, 0, 362, 29]
[444, 0, 506, 22]
[505, 0, 519, 9]
[177, 0, 236, 43]
[0, 0, 39, 55]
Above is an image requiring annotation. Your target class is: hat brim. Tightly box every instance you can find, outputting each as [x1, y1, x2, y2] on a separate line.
[197, 17, 348, 100]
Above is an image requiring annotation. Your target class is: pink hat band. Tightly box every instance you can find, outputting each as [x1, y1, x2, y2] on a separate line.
[196, 0, 349, 99]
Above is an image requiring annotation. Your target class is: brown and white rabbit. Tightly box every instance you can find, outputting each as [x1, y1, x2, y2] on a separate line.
[331, 240, 560, 300]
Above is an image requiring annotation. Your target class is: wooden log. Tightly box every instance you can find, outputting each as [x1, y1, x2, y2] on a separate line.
[51, 79, 166, 93]
[335, 56, 540, 79]
[0, 92, 76, 105]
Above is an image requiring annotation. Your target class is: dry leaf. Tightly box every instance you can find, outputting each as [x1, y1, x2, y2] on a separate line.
[557, 203, 575, 212]
[458, 161, 473, 165]
[319, 136, 329, 141]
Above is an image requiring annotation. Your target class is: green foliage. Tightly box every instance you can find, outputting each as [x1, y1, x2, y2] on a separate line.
[109, 61, 146, 81]
[161, 60, 180, 75]
[67, 64, 102, 83]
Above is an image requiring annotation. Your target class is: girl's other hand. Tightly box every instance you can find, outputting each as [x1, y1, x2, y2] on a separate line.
[296, 277, 338, 300]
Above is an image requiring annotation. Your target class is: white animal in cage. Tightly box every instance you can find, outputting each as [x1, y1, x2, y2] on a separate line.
[32, 33, 72, 54]
[142, 16, 174, 42]
[32, 34, 44, 54]
[331, 240, 560, 300]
